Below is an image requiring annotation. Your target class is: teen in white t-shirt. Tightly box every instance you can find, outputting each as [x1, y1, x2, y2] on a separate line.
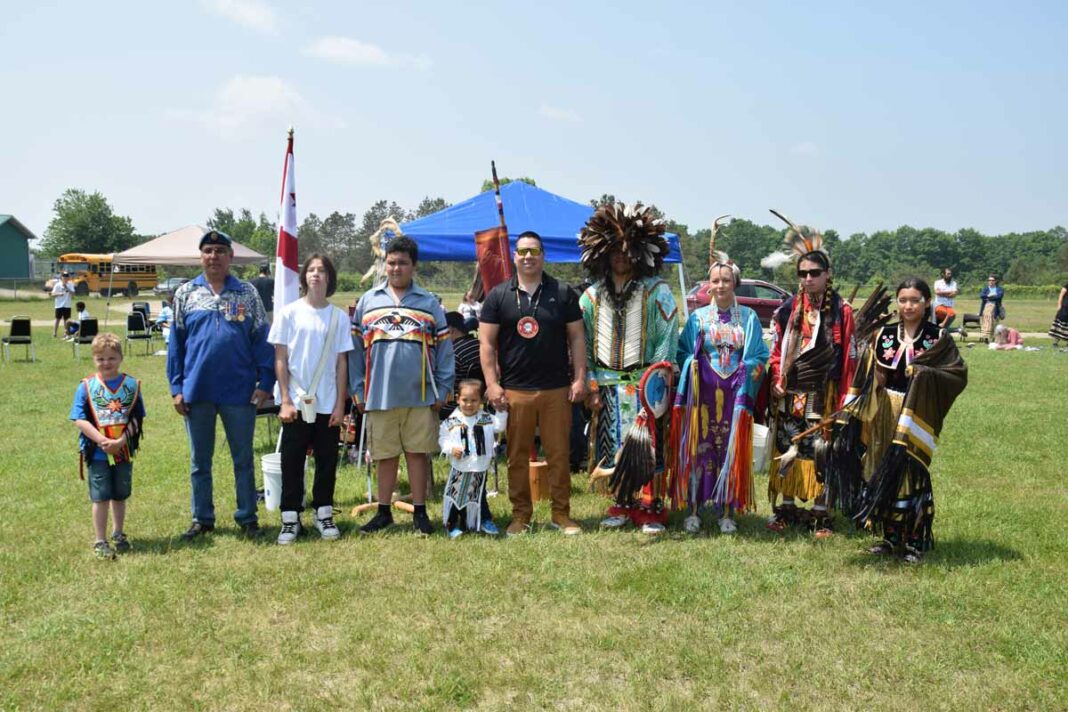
[267, 255, 354, 543]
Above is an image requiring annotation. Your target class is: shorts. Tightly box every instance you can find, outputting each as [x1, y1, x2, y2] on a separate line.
[55, 306, 72, 320]
[368, 406, 438, 460]
[87, 460, 133, 502]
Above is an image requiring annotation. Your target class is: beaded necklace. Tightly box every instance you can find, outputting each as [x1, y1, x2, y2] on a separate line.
[706, 300, 744, 367]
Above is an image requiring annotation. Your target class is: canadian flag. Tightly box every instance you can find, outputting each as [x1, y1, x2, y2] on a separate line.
[274, 128, 299, 311]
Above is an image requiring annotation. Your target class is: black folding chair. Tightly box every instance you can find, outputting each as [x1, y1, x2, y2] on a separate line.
[958, 313, 981, 342]
[2, 316, 35, 362]
[131, 302, 151, 323]
[73, 317, 99, 358]
[125, 311, 153, 355]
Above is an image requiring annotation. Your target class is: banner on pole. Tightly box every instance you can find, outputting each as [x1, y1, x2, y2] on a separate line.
[474, 225, 512, 295]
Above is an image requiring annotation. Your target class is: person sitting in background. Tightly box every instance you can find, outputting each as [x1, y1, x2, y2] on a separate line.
[990, 324, 1023, 350]
[153, 295, 174, 342]
[439, 311, 484, 420]
[458, 290, 481, 332]
[978, 275, 1005, 343]
[934, 304, 956, 330]
[64, 301, 90, 340]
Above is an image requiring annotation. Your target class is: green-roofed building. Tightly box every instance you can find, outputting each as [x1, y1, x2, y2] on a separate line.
[0, 215, 35, 279]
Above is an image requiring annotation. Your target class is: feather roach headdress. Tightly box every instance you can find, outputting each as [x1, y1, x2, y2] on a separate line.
[708, 214, 741, 282]
[579, 202, 669, 281]
[760, 209, 829, 270]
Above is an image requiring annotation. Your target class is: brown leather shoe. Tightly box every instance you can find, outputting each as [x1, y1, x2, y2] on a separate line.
[506, 520, 530, 537]
[549, 515, 582, 536]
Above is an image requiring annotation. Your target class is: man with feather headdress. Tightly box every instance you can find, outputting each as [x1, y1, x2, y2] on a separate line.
[761, 211, 857, 536]
[579, 202, 679, 533]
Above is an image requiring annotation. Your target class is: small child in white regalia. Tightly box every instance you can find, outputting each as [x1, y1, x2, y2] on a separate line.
[438, 379, 506, 538]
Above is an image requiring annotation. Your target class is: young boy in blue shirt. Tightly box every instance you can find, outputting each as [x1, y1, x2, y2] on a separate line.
[70, 333, 145, 559]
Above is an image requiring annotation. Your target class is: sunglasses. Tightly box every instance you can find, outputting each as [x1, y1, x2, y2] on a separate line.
[516, 247, 543, 257]
[797, 268, 825, 278]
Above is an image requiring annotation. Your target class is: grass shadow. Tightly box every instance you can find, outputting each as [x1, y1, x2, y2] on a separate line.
[845, 537, 1022, 570]
[119, 532, 217, 556]
[929, 537, 1024, 569]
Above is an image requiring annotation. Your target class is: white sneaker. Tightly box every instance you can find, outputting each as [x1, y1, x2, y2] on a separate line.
[718, 517, 738, 534]
[600, 514, 629, 529]
[684, 515, 702, 534]
[314, 505, 340, 540]
[277, 511, 301, 545]
[641, 522, 666, 535]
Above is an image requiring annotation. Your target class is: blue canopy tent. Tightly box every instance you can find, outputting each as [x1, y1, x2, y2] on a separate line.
[397, 181, 690, 314]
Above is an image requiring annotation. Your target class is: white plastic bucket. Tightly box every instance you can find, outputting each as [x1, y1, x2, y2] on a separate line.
[752, 423, 770, 473]
[261, 453, 282, 512]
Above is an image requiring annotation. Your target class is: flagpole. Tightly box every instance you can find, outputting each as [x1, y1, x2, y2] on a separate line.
[274, 127, 299, 314]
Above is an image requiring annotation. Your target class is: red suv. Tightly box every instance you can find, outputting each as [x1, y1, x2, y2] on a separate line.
[685, 278, 791, 327]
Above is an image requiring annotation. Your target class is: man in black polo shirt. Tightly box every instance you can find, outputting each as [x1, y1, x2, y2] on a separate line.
[480, 231, 587, 536]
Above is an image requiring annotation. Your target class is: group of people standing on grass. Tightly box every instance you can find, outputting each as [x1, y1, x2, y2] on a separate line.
[933, 267, 1007, 341]
[72, 215, 970, 564]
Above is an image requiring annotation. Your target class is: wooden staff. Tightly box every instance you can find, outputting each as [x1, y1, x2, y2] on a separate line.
[491, 161, 506, 230]
[847, 282, 862, 305]
[491, 160, 512, 277]
[790, 409, 843, 443]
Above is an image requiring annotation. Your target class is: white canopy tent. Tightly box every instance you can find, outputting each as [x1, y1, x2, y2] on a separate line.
[114, 225, 267, 266]
[102, 225, 267, 326]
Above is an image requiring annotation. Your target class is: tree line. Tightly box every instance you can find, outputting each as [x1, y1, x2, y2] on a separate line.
[36, 187, 1068, 292]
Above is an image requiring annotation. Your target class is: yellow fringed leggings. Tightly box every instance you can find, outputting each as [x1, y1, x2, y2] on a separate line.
[768, 458, 822, 505]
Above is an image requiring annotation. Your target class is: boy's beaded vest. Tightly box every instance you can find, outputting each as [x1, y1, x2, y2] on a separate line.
[79, 373, 143, 479]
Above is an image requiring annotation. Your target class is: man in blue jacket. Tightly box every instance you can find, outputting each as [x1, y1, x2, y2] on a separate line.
[167, 230, 274, 540]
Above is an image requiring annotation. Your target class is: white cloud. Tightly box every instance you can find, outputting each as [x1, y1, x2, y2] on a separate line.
[200, 0, 278, 35]
[538, 105, 582, 123]
[303, 36, 432, 70]
[789, 142, 820, 157]
[171, 75, 345, 133]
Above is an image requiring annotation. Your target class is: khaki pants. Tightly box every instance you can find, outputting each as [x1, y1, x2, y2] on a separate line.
[504, 387, 572, 521]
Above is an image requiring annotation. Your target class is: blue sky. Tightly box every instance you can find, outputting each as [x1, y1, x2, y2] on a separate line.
[2, 0, 1066, 245]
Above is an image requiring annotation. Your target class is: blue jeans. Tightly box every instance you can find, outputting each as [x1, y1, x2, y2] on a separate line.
[185, 401, 258, 526]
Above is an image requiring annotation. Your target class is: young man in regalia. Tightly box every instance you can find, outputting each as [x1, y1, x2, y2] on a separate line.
[578, 203, 679, 534]
[762, 210, 856, 536]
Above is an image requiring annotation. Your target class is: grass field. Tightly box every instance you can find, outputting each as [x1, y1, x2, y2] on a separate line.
[1, 305, 1067, 710]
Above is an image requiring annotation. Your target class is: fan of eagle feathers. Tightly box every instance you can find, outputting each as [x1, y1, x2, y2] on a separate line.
[579, 202, 669, 280]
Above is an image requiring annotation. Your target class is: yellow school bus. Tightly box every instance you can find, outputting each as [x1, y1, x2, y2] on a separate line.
[45, 254, 158, 297]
